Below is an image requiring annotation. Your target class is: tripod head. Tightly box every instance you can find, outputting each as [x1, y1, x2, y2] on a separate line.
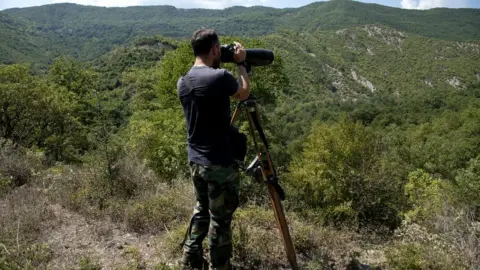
[237, 94, 257, 108]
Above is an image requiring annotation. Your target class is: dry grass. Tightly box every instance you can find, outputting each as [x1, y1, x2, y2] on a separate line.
[386, 204, 480, 270]
[0, 185, 56, 268]
[158, 203, 363, 270]
[430, 207, 480, 268]
[40, 151, 173, 220]
[0, 186, 55, 247]
[125, 181, 194, 234]
[1, 142, 476, 270]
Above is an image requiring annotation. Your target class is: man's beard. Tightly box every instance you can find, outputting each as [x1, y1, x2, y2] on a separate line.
[212, 56, 221, 69]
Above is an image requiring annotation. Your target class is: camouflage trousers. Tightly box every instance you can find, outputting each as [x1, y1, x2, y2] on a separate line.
[182, 162, 240, 270]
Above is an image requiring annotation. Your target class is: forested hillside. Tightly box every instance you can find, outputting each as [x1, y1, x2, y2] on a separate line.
[1, 0, 480, 269]
[1, 0, 480, 64]
[265, 26, 480, 149]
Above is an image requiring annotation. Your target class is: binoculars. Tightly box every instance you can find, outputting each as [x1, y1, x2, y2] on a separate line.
[220, 44, 274, 67]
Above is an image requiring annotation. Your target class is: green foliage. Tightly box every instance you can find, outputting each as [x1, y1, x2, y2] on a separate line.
[403, 170, 443, 223]
[93, 36, 175, 91]
[0, 63, 90, 162]
[123, 36, 289, 183]
[265, 27, 480, 141]
[1, 4, 480, 267]
[120, 40, 191, 182]
[49, 56, 98, 97]
[124, 65, 161, 111]
[287, 115, 406, 227]
[455, 155, 480, 214]
[0, 139, 42, 188]
[0, 64, 47, 144]
[396, 106, 480, 180]
[1, 1, 479, 64]
[124, 109, 187, 183]
[156, 42, 193, 109]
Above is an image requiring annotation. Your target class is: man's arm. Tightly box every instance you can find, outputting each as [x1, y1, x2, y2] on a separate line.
[232, 64, 250, 101]
[231, 42, 250, 101]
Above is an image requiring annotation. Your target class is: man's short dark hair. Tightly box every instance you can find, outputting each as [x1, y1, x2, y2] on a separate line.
[191, 29, 219, 56]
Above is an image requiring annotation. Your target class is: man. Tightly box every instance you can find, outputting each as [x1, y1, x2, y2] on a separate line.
[177, 28, 251, 270]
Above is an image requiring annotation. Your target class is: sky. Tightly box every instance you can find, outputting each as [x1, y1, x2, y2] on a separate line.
[1, 0, 479, 11]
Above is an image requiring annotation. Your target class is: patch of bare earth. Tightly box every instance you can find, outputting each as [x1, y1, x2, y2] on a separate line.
[41, 204, 166, 269]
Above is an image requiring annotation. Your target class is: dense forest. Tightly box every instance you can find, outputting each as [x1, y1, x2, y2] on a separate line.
[1, 0, 480, 64]
[1, 0, 480, 269]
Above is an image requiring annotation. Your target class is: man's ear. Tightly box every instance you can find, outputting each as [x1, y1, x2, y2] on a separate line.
[213, 42, 220, 55]
[209, 45, 215, 57]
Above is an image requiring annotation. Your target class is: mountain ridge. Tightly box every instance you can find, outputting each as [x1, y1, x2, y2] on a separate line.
[1, 0, 479, 67]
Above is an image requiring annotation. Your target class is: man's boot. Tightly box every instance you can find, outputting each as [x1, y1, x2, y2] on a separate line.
[209, 260, 233, 270]
[181, 252, 206, 270]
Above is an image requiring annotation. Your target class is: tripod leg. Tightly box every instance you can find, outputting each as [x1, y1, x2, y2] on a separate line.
[230, 102, 242, 126]
[268, 183, 298, 270]
[242, 104, 299, 270]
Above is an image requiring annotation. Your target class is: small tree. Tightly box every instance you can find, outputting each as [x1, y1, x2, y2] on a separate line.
[455, 155, 480, 217]
[287, 115, 405, 228]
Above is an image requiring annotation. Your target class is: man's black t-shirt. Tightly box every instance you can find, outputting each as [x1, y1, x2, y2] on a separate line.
[177, 65, 239, 166]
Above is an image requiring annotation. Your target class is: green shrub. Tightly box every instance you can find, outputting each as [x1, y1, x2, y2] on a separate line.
[123, 109, 188, 184]
[0, 139, 43, 189]
[403, 169, 443, 223]
[287, 115, 405, 228]
[455, 155, 480, 214]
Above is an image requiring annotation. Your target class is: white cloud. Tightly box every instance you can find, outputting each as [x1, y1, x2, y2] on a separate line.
[401, 0, 417, 9]
[401, 0, 469, 9]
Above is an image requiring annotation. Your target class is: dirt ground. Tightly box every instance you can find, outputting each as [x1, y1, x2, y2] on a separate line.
[41, 204, 176, 269]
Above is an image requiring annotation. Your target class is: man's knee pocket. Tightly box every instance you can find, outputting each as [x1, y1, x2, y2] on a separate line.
[209, 183, 239, 218]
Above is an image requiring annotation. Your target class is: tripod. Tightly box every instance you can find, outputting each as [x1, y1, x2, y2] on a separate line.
[231, 95, 299, 270]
